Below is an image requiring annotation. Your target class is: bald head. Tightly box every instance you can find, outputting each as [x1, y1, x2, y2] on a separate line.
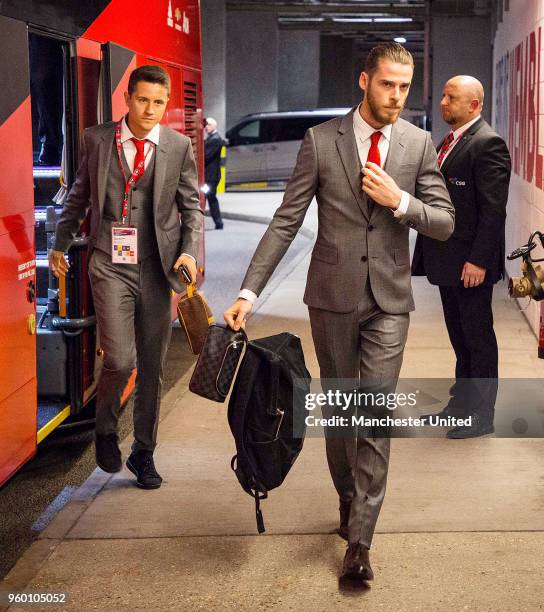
[205, 117, 217, 135]
[440, 75, 484, 130]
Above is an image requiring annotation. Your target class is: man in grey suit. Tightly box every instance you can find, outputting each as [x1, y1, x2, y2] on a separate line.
[224, 43, 454, 581]
[49, 65, 202, 489]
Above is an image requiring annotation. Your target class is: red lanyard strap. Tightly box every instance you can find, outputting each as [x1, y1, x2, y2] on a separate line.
[115, 121, 154, 223]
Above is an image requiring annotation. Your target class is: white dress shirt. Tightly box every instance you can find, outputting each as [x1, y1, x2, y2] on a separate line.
[120, 116, 160, 171]
[438, 115, 481, 166]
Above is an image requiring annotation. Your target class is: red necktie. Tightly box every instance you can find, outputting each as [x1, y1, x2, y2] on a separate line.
[131, 137, 146, 178]
[437, 132, 455, 167]
[367, 131, 382, 167]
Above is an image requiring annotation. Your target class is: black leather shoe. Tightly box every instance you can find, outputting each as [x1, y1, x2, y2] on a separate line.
[126, 451, 163, 489]
[341, 543, 374, 581]
[447, 414, 494, 439]
[95, 433, 122, 473]
[421, 403, 465, 424]
[337, 499, 351, 541]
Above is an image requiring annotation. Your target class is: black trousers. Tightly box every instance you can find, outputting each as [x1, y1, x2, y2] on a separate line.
[206, 181, 223, 227]
[439, 284, 498, 420]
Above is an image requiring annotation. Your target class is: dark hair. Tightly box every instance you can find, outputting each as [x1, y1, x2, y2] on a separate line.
[128, 65, 171, 96]
[364, 42, 414, 77]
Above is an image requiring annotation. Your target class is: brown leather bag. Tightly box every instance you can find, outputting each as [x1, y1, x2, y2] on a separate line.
[177, 283, 215, 355]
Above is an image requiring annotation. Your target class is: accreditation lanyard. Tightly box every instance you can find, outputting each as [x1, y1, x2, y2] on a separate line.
[114, 120, 154, 224]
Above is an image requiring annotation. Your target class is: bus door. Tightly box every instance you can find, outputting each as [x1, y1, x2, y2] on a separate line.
[75, 38, 103, 405]
[101, 42, 137, 122]
[0, 15, 37, 484]
[29, 29, 100, 442]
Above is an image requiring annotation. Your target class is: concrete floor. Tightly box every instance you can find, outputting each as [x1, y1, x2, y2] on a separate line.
[2, 194, 544, 611]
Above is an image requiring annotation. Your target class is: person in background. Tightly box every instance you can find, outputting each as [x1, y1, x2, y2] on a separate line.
[204, 117, 224, 229]
[29, 33, 64, 166]
[413, 75, 511, 439]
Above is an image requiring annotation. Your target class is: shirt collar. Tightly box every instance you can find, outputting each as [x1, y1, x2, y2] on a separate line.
[121, 115, 161, 146]
[451, 114, 481, 141]
[353, 104, 393, 142]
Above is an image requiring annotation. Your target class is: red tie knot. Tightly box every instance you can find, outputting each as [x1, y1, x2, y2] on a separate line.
[371, 131, 382, 146]
[131, 138, 147, 155]
[445, 132, 454, 145]
[131, 137, 146, 154]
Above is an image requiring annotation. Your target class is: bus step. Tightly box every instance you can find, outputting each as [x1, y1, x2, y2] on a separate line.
[37, 401, 71, 443]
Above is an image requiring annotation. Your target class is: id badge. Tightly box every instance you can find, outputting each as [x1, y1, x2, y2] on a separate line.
[111, 224, 138, 264]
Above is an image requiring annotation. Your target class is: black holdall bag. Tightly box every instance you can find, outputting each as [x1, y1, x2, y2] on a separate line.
[228, 332, 311, 533]
[189, 324, 247, 402]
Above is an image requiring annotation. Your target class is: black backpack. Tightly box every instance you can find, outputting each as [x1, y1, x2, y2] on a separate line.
[228, 332, 311, 533]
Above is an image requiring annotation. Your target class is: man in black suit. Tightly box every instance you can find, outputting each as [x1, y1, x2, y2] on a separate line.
[204, 117, 224, 229]
[412, 75, 511, 439]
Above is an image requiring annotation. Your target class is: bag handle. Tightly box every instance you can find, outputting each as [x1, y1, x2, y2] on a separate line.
[230, 454, 267, 533]
[185, 283, 214, 325]
[187, 282, 196, 298]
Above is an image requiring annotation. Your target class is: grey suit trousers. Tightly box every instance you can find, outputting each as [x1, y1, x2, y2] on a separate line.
[309, 280, 409, 549]
[89, 249, 172, 453]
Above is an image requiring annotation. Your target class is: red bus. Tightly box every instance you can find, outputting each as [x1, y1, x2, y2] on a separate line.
[0, 0, 205, 486]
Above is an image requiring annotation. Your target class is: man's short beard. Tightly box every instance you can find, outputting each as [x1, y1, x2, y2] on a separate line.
[366, 86, 403, 125]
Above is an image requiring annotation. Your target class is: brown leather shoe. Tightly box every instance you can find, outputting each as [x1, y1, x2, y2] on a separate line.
[337, 499, 351, 541]
[341, 543, 374, 581]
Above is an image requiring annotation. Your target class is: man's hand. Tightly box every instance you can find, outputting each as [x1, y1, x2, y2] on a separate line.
[48, 249, 70, 278]
[173, 254, 197, 284]
[361, 161, 402, 209]
[224, 298, 253, 331]
[461, 261, 486, 288]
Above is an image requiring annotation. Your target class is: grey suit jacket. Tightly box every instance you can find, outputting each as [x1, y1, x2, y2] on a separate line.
[241, 109, 455, 314]
[53, 121, 203, 293]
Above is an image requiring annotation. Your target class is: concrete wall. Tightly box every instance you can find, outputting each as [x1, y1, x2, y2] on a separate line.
[408, 59, 424, 110]
[493, 2, 544, 336]
[226, 10, 279, 129]
[278, 30, 320, 111]
[201, 0, 226, 134]
[431, 16, 492, 142]
[335, 50, 424, 117]
[319, 35, 359, 108]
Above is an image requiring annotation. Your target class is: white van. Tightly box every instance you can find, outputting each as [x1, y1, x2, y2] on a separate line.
[225, 109, 349, 189]
[225, 107, 427, 190]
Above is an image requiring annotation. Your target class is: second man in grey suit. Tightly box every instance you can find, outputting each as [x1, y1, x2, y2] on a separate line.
[224, 43, 454, 582]
[49, 65, 203, 490]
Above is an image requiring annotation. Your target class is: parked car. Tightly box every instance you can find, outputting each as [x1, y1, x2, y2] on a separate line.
[225, 109, 349, 189]
[225, 107, 427, 189]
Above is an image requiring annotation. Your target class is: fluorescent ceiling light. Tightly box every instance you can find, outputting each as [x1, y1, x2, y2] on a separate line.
[374, 17, 413, 22]
[332, 17, 372, 23]
[394, 37, 407, 43]
[280, 17, 325, 22]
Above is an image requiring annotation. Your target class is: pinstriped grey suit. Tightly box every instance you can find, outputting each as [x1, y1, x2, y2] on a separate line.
[242, 108, 454, 547]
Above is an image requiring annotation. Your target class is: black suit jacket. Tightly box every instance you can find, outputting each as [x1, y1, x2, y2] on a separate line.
[204, 131, 224, 183]
[412, 118, 511, 286]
